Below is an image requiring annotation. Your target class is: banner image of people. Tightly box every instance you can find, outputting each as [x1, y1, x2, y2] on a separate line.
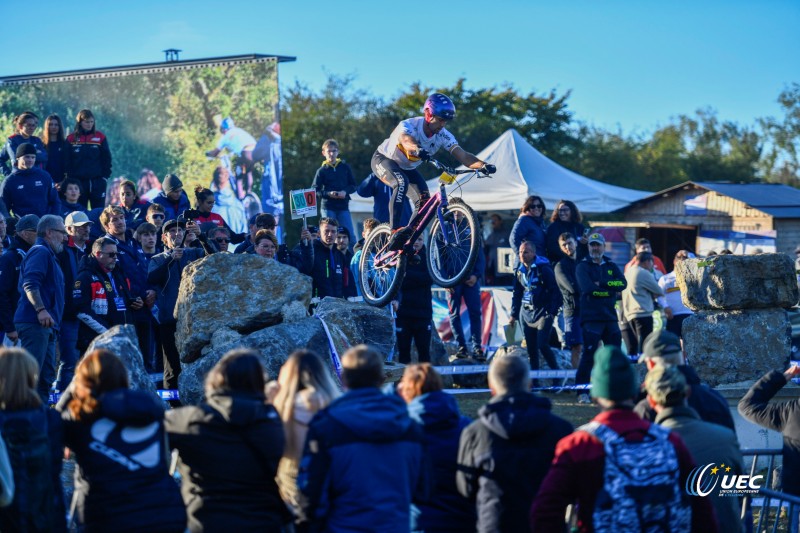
[0, 55, 284, 221]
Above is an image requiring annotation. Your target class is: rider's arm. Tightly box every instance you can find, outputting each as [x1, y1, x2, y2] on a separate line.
[205, 148, 221, 157]
[450, 146, 485, 169]
[399, 134, 420, 154]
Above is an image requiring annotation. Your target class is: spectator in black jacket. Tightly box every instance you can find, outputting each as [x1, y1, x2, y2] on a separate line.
[545, 199, 588, 264]
[554, 232, 583, 368]
[148, 219, 207, 391]
[457, 355, 572, 533]
[300, 217, 346, 300]
[739, 364, 800, 496]
[166, 349, 290, 532]
[575, 232, 627, 404]
[58, 349, 186, 532]
[42, 114, 70, 184]
[336, 227, 357, 298]
[55, 211, 93, 390]
[0, 215, 38, 345]
[1, 143, 61, 218]
[509, 241, 562, 386]
[635, 330, 735, 431]
[395, 236, 434, 363]
[311, 139, 356, 242]
[65, 109, 112, 209]
[73, 237, 138, 352]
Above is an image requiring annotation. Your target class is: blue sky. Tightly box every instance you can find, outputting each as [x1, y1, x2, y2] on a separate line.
[2, 0, 797, 135]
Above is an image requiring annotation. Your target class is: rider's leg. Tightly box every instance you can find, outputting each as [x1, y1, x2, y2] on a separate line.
[241, 150, 255, 195]
[371, 152, 408, 230]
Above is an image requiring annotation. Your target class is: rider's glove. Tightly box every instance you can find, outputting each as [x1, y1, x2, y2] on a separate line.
[416, 149, 431, 162]
[482, 163, 497, 174]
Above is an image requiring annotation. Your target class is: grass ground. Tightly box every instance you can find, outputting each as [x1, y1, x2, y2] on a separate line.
[454, 391, 599, 426]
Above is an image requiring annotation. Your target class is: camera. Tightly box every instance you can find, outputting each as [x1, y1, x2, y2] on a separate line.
[180, 209, 202, 221]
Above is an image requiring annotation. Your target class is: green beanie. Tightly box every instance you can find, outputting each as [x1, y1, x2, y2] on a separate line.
[590, 345, 638, 401]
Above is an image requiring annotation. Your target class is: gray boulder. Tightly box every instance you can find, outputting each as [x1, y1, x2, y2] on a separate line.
[677, 254, 798, 311]
[683, 308, 791, 387]
[175, 253, 312, 362]
[178, 298, 396, 405]
[85, 324, 161, 402]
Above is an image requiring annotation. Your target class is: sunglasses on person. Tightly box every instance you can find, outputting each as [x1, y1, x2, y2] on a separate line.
[531, 204, 543, 209]
[215, 237, 230, 244]
[100, 251, 118, 258]
[151, 214, 165, 220]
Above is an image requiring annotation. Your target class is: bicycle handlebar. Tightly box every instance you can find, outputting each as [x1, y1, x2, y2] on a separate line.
[428, 158, 493, 177]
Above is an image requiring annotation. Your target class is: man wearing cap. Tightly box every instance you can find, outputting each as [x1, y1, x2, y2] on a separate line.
[152, 173, 191, 222]
[54, 211, 94, 390]
[574, 232, 627, 403]
[0, 143, 61, 218]
[634, 330, 735, 430]
[14, 215, 67, 400]
[0, 214, 39, 345]
[531, 345, 718, 532]
[148, 219, 207, 394]
[646, 365, 744, 533]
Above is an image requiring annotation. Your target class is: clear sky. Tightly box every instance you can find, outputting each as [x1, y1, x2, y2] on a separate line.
[2, 0, 797, 134]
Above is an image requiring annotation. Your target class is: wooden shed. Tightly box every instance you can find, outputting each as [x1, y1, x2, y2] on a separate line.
[604, 181, 800, 268]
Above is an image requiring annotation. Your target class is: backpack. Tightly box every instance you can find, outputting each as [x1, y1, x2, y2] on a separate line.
[579, 421, 691, 533]
[0, 408, 56, 533]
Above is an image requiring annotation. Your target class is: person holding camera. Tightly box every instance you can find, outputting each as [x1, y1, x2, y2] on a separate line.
[147, 219, 207, 395]
[73, 236, 139, 352]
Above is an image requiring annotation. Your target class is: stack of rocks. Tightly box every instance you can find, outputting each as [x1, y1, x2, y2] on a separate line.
[678, 254, 798, 387]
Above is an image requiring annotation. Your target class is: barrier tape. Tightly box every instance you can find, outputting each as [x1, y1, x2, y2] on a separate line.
[433, 364, 577, 379]
[50, 388, 180, 405]
[315, 315, 343, 382]
[443, 383, 591, 395]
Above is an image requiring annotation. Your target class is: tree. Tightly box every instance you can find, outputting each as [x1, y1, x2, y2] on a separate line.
[760, 83, 800, 184]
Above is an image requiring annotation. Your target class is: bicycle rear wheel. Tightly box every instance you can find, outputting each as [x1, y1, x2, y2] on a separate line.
[427, 198, 481, 288]
[358, 223, 407, 307]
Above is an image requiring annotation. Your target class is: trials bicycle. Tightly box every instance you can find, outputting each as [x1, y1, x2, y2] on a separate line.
[358, 159, 492, 307]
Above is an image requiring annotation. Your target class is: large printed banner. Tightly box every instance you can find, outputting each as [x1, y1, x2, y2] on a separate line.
[0, 56, 283, 219]
[433, 287, 514, 350]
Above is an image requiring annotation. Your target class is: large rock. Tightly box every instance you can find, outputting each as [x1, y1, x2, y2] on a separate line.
[314, 298, 396, 359]
[178, 299, 396, 405]
[175, 254, 312, 362]
[85, 324, 161, 402]
[683, 309, 790, 387]
[677, 254, 798, 311]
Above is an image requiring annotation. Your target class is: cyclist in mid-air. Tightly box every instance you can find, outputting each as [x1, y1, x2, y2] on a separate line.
[371, 93, 495, 249]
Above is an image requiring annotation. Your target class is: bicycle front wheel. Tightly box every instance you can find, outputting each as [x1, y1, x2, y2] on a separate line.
[427, 198, 481, 288]
[358, 223, 407, 307]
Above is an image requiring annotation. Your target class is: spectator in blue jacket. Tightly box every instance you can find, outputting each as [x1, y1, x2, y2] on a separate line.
[509, 241, 562, 386]
[151, 174, 191, 222]
[311, 139, 357, 242]
[14, 215, 67, 401]
[398, 363, 475, 532]
[1, 143, 61, 218]
[0, 112, 48, 177]
[0, 215, 38, 346]
[298, 344, 428, 532]
[448, 246, 486, 360]
[355, 173, 411, 226]
[509, 195, 547, 259]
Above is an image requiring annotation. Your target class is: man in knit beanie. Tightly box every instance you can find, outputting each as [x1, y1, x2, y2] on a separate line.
[531, 345, 718, 532]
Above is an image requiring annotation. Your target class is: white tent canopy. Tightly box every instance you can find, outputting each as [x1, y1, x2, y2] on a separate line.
[350, 128, 648, 214]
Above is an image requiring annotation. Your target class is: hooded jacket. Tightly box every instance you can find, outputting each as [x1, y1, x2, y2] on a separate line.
[408, 391, 474, 533]
[0, 166, 61, 218]
[61, 389, 186, 533]
[312, 159, 356, 211]
[300, 239, 345, 299]
[456, 392, 572, 533]
[166, 392, 290, 532]
[511, 256, 561, 326]
[298, 387, 427, 533]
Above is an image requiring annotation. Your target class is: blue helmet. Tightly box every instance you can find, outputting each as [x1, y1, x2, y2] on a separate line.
[220, 117, 234, 131]
[424, 93, 456, 121]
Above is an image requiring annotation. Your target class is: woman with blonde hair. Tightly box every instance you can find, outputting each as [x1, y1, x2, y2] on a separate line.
[0, 347, 65, 532]
[397, 363, 474, 532]
[59, 349, 185, 533]
[271, 349, 340, 518]
[166, 348, 290, 532]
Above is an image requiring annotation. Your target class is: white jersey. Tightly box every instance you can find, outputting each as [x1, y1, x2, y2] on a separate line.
[377, 117, 459, 170]
[657, 270, 694, 316]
